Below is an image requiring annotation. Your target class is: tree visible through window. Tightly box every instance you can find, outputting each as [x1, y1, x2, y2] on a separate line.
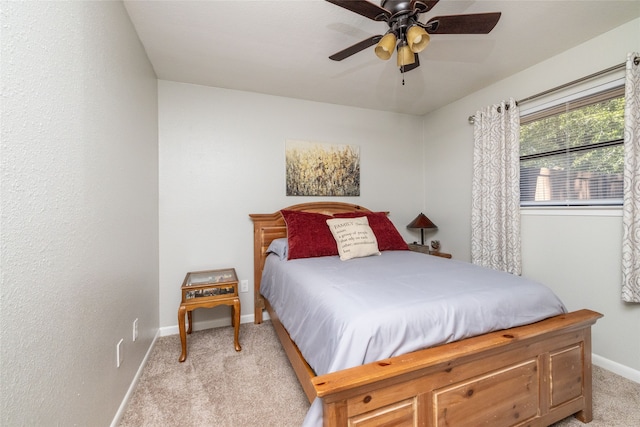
[520, 86, 625, 206]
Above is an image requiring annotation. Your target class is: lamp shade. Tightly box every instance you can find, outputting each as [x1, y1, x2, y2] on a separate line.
[396, 43, 415, 67]
[406, 25, 430, 53]
[375, 33, 396, 60]
[407, 213, 437, 230]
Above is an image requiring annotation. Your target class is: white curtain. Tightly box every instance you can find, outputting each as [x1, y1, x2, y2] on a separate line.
[471, 98, 521, 274]
[622, 52, 640, 303]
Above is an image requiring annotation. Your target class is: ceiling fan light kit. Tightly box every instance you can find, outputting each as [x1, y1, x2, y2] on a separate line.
[406, 25, 430, 53]
[326, 0, 501, 74]
[397, 42, 415, 67]
[375, 32, 397, 60]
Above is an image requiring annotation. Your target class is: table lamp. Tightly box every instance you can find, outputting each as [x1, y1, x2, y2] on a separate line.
[407, 213, 437, 245]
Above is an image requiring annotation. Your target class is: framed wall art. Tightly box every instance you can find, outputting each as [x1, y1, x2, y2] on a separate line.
[285, 140, 360, 196]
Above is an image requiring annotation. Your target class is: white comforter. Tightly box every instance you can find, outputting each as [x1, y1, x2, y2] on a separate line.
[260, 250, 566, 426]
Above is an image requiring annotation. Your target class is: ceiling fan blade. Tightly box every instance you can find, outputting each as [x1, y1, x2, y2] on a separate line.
[399, 53, 421, 73]
[325, 0, 390, 21]
[329, 35, 383, 61]
[426, 12, 501, 34]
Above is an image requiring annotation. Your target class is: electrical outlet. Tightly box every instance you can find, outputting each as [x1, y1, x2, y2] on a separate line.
[240, 279, 249, 293]
[116, 339, 124, 368]
[133, 318, 138, 342]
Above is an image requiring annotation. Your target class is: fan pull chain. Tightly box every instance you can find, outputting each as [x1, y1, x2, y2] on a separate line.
[401, 65, 405, 86]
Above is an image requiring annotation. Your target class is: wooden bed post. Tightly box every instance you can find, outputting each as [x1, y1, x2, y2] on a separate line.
[575, 327, 594, 423]
[252, 221, 266, 324]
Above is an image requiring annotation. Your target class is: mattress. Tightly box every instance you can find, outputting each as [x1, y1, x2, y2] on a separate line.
[260, 249, 567, 425]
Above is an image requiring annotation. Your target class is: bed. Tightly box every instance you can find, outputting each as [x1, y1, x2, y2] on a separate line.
[249, 202, 602, 427]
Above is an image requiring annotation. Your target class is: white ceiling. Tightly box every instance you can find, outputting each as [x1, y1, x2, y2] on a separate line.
[124, 0, 640, 116]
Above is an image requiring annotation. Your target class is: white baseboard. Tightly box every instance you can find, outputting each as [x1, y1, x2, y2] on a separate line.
[593, 353, 640, 384]
[110, 329, 160, 427]
[159, 312, 270, 337]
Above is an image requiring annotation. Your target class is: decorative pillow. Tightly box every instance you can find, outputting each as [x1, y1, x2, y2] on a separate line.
[280, 210, 338, 259]
[326, 216, 381, 261]
[266, 238, 288, 260]
[333, 211, 409, 251]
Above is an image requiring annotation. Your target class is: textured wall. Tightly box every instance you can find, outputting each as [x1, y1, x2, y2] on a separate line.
[1, 1, 158, 425]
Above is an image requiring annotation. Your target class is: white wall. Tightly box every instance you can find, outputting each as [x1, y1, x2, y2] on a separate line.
[1, 2, 159, 425]
[422, 19, 640, 377]
[158, 80, 424, 330]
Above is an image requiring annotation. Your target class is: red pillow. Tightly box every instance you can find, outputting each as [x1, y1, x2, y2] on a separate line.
[333, 211, 409, 251]
[280, 210, 338, 259]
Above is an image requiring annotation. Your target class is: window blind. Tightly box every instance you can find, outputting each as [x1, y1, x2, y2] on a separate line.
[520, 86, 625, 206]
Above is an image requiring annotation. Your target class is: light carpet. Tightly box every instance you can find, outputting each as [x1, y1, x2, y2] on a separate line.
[119, 322, 640, 426]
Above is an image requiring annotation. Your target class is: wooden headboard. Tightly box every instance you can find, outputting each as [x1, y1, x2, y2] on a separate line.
[249, 202, 371, 323]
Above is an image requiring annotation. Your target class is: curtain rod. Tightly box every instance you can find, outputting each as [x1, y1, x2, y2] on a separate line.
[467, 56, 639, 125]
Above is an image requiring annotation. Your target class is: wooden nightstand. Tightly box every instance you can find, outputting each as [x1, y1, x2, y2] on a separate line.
[407, 243, 452, 259]
[178, 268, 241, 362]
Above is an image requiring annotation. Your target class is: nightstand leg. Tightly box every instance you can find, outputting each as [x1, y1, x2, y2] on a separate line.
[233, 299, 241, 352]
[186, 311, 193, 334]
[178, 305, 191, 362]
[178, 305, 188, 362]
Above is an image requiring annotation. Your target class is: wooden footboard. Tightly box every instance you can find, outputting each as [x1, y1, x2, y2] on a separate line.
[263, 293, 601, 426]
[312, 309, 602, 427]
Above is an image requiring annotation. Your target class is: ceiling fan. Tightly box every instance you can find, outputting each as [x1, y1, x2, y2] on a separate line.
[325, 0, 501, 73]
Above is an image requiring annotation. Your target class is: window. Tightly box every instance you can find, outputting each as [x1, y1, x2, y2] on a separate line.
[520, 85, 625, 207]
